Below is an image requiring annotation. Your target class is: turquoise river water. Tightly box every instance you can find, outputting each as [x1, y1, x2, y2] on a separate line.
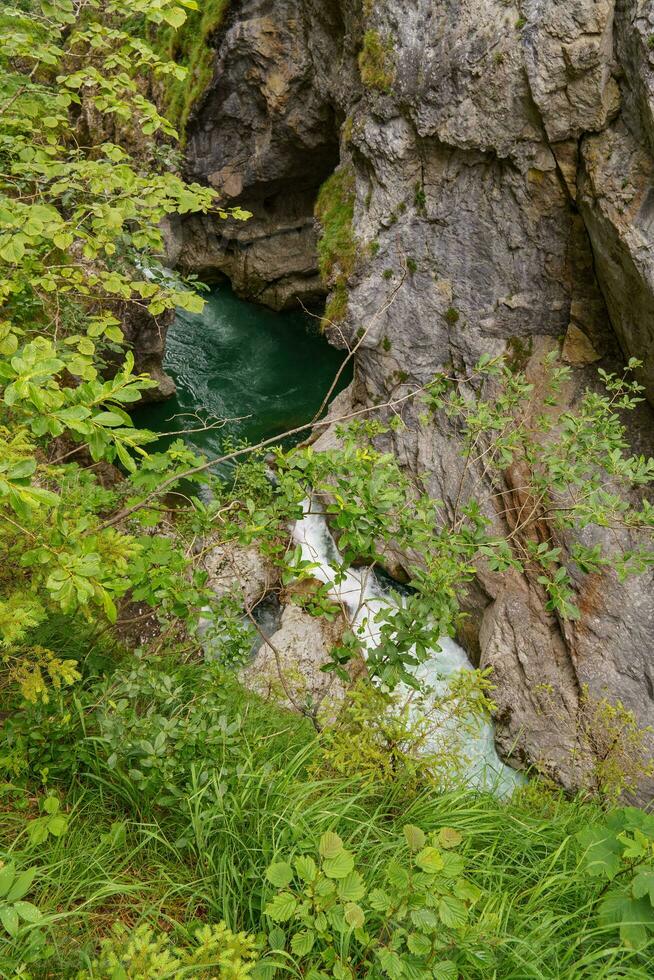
[138, 284, 350, 458]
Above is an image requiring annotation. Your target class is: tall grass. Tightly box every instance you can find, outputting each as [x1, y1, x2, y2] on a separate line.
[2, 644, 653, 976]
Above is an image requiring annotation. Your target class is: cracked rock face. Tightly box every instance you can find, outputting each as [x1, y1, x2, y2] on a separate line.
[181, 0, 654, 799]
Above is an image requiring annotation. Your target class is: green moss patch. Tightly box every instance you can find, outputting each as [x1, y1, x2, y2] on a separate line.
[358, 30, 395, 93]
[315, 167, 356, 324]
[154, 0, 230, 136]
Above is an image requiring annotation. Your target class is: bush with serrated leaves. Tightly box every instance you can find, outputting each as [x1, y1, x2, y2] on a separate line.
[578, 807, 654, 949]
[260, 824, 490, 979]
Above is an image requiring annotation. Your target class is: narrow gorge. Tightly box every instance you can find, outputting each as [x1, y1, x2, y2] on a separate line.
[155, 0, 654, 799]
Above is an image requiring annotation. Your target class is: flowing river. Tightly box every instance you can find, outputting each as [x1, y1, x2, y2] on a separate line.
[142, 284, 523, 796]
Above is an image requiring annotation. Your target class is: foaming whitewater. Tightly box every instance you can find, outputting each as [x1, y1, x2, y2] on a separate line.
[292, 498, 524, 797]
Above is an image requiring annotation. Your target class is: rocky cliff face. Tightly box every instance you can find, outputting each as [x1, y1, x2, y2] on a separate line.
[176, 0, 654, 797]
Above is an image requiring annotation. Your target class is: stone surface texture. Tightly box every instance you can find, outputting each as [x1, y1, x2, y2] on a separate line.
[175, 0, 654, 798]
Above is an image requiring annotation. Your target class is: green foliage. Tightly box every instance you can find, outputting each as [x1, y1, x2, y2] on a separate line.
[0, 0, 249, 701]
[579, 808, 654, 949]
[153, 0, 231, 134]
[2, 657, 654, 974]
[315, 168, 356, 325]
[0, 855, 47, 972]
[78, 920, 258, 978]
[315, 678, 497, 793]
[444, 307, 460, 325]
[358, 30, 395, 92]
[26, 794, 69, 845]
[263, 824, 515, 977]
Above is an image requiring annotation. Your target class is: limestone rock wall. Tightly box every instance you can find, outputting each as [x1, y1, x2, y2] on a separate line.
[180, 0, 654, 798]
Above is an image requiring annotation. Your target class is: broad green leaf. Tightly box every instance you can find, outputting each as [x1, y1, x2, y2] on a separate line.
[438, 828, 463, 850]
[438, 895, 468, 929]
[14, 901, 42, 923]
[6, 867, 36, 903]
[410, 908, 438, 931]
[433, 961, 459, 980]
[407, 932, 431, 956]
[0, 863, 16, 899]
[415, 847, 444, 874]
[323, 850, 355, 879]
[453, 879, 482, 904]
[46, 814, 68, 837]
[319, 832, 344, 859]
[368, 888, 391, 912]
[377, 948, 404, 979]
[338, 871, 365, 902]
[268, 927, 286, 950]
[265, 893, 297, 922]
[344, 902, 365, 929]
[294, 855, 317, 883]
[0, 905, 19, 937]
[290, 929, 315, 956]
[577, 827, 622, 880]
[632, 870, 654, 905]
[403, 825, 426, 851]
[266, 862, 293, 889]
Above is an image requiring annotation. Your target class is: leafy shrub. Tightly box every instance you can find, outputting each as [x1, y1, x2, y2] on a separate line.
[263, 825, 485, 978]
[579, 807, 654, 948]
[315, 678, 496, 793]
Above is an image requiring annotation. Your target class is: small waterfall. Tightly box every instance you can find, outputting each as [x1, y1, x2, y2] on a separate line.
[292, 498, 524, 797]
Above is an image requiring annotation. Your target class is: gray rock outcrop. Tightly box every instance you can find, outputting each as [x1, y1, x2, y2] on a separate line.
[174, 0, 654, 798]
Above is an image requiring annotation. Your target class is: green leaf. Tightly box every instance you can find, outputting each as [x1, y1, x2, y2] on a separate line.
[6, 868, 36, 902]
[267, 927, 286, 950]
[0, 863, 16, 899]
[599, 890, 654, 947]
[433, 961, 459, 980]
[415, 847, 444, 874]
[0, 905, 19, 937]
[319, 832, 344, 859]
[344, 902, 365, 929]
[294, 856, 317, 883]
[337, 871, 365, 902]
[265, 893, 297, 923]
[407, 932, 431, 956]
[403, 825, 426, 852]
[453, 879, 482, 904]
[577, 827, 622, 880]
[43, 796, 60, 815]
[410, 909, 438, 931]
[438, 895, 468, 929]
[323, 850, 355, 879]
[368, 888, 391, 912]
[266, 862, 293, 889]
[93, 411, 131, 428]
[377, 948, 404, 979]
[14, 901, 42, 923]
[438, 828, 463, 850]
[290, 929, 315, 956]
[27, 820, 48, 845]
[46, 814, 68, 837]
[162, 6, 187, 28]
[632, 870, 654, 905]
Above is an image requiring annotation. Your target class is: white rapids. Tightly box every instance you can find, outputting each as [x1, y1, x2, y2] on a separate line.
[292, 498, 524, 797]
